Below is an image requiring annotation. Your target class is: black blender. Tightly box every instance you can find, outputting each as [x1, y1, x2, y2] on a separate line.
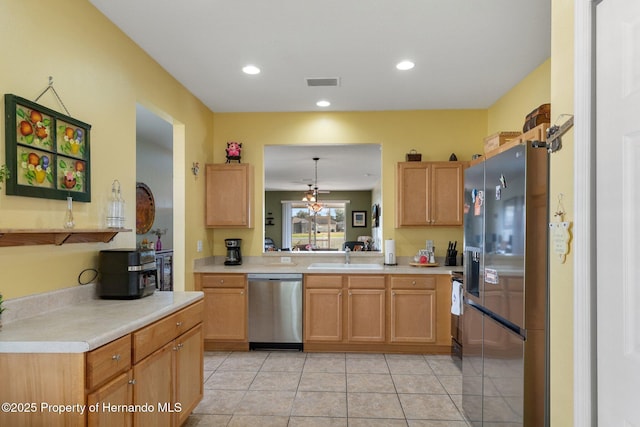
[224, 238, 242, 265]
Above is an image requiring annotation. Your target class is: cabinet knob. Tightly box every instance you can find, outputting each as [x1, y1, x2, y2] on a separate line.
[220, 279, 224, 284]
[112, 354, 121, 361]
[348, 292, 352, 296]
[338, 292, 342, 297]
[240, 291, 244, 295]
[412, 281, 416, 286]
[392, 292, 396, 296]
[176, 321, 183, 327]
[128, 379, 136, 385]
[177, 343, 184, 350]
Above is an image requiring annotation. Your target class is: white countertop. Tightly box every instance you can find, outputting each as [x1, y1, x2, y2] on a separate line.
[0, 291, 203, 354]
[193, 255, 462, 276]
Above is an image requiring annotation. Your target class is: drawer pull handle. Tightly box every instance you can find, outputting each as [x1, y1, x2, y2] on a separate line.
[128, 379, 136, 385]
[112, 354, 121, 361]
[176, 321, 183, 327]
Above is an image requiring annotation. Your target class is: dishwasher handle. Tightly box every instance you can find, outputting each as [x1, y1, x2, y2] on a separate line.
[247, 273, 303, 281]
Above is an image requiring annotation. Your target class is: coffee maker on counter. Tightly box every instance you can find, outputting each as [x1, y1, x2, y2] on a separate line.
[224, 238, 242, 265]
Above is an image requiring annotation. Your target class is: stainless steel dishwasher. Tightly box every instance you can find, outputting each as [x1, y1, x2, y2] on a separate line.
[247, 273, 303, 350]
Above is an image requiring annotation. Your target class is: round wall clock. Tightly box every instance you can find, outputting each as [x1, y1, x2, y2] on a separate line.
[136, 182, 155, 234]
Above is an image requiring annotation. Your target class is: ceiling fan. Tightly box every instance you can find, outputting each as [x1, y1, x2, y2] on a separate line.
[302, 158, 324, 213]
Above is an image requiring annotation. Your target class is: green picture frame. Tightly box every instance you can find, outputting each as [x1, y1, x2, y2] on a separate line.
[4, 94, 91, 202]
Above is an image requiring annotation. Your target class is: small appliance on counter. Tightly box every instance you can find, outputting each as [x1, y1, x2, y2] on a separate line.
[99, 249, 157, 299]
[224, 238, 242, 265]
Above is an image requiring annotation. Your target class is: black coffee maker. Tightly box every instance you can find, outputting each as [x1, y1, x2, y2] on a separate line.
[224, 238, 242, 265]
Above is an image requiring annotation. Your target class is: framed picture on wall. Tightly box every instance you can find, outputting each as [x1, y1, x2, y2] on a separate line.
[4, 94, 91, 202]
[352, 210, 367, 228]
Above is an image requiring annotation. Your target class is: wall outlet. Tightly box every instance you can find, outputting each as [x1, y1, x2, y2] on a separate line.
[280, 256, 291, 264]
[197, 240, 203, 252]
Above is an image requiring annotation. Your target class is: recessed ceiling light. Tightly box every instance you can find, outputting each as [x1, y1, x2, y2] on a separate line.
[396, 60, 415, 71]
[242, 65, 261, 75]
[316, 100, 331, 107]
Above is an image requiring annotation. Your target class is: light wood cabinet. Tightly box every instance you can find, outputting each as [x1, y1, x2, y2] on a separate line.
[0, 299, 203, 427]
[195, 273, 248, 350]
[205, 163, 253, 228]
[390, 276, 437, 343]
[396, 161, 464, 227]
[305, 275, 386, 345]
[133, 341, 174, 426]
[174, 325, 204, 427]
[304, 275, 343, 342]
[346, 275, 386, 342]
[87, 371, 134, 427]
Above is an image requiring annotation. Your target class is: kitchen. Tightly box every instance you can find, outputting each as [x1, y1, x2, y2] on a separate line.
[0, 0, 586, 426]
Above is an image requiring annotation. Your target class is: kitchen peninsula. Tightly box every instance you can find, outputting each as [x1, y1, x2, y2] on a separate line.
[194, 253, 458, 354]
[0, 287, 203, 427]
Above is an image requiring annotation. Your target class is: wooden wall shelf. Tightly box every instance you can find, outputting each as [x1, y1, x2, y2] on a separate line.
[0, 228, 132, 247]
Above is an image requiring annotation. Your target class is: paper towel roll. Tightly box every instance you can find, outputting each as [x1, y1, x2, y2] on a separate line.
[384, 239, 396, 265]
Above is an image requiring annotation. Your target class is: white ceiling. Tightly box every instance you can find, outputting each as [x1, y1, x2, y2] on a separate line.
[90, 0, 551, 113]
[104, 1, 551, 191]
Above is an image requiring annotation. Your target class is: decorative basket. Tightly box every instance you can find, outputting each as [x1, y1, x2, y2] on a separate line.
[406, 149, 422, 162]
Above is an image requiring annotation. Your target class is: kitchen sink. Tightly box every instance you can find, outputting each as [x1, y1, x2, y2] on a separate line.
[307, 262, 384, 270]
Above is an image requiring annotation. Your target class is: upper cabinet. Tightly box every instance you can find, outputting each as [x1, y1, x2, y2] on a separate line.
[396, 161, 464, 227]
[205, 163, 254, 228]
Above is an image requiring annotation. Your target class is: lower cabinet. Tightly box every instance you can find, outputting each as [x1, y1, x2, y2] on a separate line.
[304, 275, 343, 342]
[390, 275, 437, 343]
[0, 300, 203, 427]
[195, 273, 248, 351]
[87, 371, 134, 427]
[304, 273, 451, 353]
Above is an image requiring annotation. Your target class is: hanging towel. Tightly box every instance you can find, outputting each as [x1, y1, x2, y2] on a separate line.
[451, 280, 463, 315]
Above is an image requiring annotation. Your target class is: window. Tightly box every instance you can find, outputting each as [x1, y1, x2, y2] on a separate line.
[282, 201, 347, 250]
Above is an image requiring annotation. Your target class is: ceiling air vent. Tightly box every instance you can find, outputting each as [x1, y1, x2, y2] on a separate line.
[306, 77, 340, 87]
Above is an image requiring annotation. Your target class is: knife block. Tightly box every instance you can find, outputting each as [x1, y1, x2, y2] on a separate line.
[445, 255, 457, 266]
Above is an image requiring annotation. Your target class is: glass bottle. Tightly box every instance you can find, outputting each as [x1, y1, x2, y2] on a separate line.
[116, 182, 125, 228]
[107, 180, 119, 228]
[64, 196, 75, 229]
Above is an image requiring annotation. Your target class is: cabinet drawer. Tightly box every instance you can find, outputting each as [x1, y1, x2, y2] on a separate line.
[305, 275, 343, 288]
[200, 274, 246, 288]
[390, 275, 437, 290]
[133, 300, 204, 363]
[86, 334, 131, 390]
[347, 275, 385, 289]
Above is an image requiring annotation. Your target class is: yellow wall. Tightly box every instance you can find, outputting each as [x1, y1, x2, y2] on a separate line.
[0, 0, 213, 298]
[488, 59, 551, 133]
[550, 0, 575, 424]
[211, 110, 487, 259]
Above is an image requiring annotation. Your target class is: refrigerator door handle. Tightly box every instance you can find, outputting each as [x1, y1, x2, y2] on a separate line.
[466, 299, 526, 340]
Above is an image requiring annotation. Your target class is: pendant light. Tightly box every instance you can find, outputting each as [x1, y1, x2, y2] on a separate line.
[308, 157, 323, 213]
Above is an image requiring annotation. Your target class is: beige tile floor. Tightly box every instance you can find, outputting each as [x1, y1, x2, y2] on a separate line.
[185, 351, 469, 427]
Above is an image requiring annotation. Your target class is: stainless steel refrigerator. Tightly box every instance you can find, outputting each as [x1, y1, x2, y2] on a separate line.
[461, 141, 549, 426]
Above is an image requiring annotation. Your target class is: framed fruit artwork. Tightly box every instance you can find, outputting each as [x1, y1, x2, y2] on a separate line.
[4, 94, 91, 201]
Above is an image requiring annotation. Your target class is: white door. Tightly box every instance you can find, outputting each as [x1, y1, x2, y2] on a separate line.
[596, 0, 640, 424]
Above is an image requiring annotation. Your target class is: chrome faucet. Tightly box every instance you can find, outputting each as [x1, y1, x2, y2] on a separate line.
[345, 247, 351, 264]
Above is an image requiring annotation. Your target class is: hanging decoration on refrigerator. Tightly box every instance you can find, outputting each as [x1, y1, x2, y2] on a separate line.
[549, 193, 572, 263]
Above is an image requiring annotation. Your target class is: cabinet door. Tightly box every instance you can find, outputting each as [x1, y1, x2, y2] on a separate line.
[133, 342, 173, 427]
[203, 288, 247, 341]
[347, 289, 385, 342]
[430, 162, 464, 225]
[390, 289, 436, 343]
[396, 162, 430, 226]
[87, 371, 133, 427]
[205, 163, 253, 228]
[304, 288, 343, 342]
[174, 325, 204, 426]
